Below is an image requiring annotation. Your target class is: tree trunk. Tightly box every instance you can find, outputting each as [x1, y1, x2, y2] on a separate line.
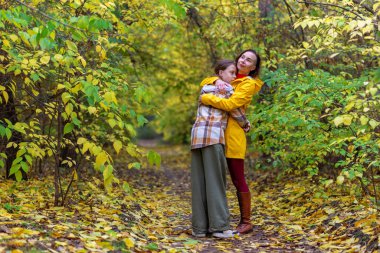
[259, 0, 274, 67]
[186, 7, 219, 65]
[54, 99, 63, 206]
[0, 49, 27, 180]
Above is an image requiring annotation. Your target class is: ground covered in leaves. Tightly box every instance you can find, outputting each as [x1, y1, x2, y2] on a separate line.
[0, 145, 379, 252]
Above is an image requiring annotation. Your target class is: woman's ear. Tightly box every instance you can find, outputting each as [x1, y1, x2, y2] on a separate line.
[218, 70, 223, 76]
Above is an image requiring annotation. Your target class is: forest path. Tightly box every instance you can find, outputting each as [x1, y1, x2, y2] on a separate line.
[0, 144, 376, 252]
[121, 144, 339, 253]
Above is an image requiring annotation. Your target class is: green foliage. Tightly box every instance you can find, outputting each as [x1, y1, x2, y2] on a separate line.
[289, 1, 379, 76]
[0, 0, 186, 204]
[147, 150, 161, 168]
[3, 202, 21, 213]
[249, 69, 379, 201]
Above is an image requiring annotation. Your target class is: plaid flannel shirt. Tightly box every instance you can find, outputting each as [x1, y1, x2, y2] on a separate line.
[191, 85, 248, 150]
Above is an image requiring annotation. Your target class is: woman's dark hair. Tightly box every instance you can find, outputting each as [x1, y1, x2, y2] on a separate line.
[214, 59, 236, 75]
[235, 49, 261, 78]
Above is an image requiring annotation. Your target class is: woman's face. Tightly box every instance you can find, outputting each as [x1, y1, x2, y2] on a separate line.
[219, 64, 237, 83]
[237, 51, 257, 75]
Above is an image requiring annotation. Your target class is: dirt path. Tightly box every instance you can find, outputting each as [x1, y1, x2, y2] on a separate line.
[123, 144, 327, 253]
[0, 143, 376, 252]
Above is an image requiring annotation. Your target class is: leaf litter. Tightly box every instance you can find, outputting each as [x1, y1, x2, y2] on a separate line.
[0, 145, 378, 252]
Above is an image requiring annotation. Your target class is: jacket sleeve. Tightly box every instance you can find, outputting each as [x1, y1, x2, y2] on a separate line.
[200, 76, 219, 87]
[201, 79, 263, 111]
[229, 108, 249, 128]
[201, 85, 217, 94]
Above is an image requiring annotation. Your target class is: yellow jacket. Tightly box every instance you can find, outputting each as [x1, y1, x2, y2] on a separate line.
[200, 76, 263, 159]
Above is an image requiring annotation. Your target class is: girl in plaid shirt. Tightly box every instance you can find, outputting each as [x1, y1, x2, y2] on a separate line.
[190, 60, 250, 238]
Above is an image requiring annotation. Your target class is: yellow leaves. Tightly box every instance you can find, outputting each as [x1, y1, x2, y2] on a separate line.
[54, 54, 63, 63]
[56, 84, 66, 90]
[344, 101, 355, 112]
[294, 18, 320, 29]
[103, 91, 118, 104]
[2, 91, 9, 104]
[11, 227, 40, 237]
[70, 82, 82, 94]
[96, 241, 114, 250]
[9, 34, 18, 42]
[14, 69, 21, 76]
[333, 115, 353, 127]
[113, 140, 122, 154]
[78, 138, 105, 157]
[61, 92, 71, 104]
[99, 101, 109, 111]
[108, 118, 117, 128]
[50, 30, 56, 40]
[18, 32, 31, 47]
[286, 224, 303, 231]
[368, 87, 378, 96]
[13, 122, 27, 134]
[8, 240, 26, 248]
[103, 164, 113, 179]
[72, 169, 78, 180]
[126, 143, 139, 157]
[91, 146, 102, 156]
[368, 119, 380, 129]
[95, 151, 109, 167]
[336, 175, 345, 185]
[0, 208, 13, 218]
[55, 241, 69, 247]
[329, 52, 339, 58]
[124, 237, 135, 248]
[65, 103, 74, 116]
[374, 2, 380, 12]
[99, 48, 107, 60]
[66, 40, 78, 52]
[302, 42, 310, 49]
[88, 106, 98, 115]
[95, 44, 107, 60]
[81, 58, 87, 67]
[31, 0, 45, 5]
[2, 39, 10, 47]
[360, 115, 369, 125]
[354, 213, 378, 228]
[0, 140, 378, 253]
[77, 137, 86, 146]
[40, 55, 50, 65]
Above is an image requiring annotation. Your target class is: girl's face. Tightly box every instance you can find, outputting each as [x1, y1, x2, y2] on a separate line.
[237, 51, 257, 75]
[219, 64, 236, 83]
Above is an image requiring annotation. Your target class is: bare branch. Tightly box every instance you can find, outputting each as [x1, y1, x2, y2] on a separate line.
[296, 0, 365, 20]
[352, 0, 375, 15]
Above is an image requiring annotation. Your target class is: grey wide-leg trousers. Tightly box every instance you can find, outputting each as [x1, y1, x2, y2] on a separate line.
[191, 144, 230, 233]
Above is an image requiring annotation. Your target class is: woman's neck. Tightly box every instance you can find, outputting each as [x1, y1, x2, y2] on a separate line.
[236, 73, 248, 79]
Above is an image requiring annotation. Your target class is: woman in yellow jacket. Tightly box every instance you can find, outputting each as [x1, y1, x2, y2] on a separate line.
[200, 49, 263, 234]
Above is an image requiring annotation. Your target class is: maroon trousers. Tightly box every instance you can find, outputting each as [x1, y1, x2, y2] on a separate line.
[227, 158, 249, 192]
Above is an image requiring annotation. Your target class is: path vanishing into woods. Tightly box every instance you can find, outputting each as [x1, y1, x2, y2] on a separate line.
[123, 142, 378, 253]
[0, 143, 377, 252]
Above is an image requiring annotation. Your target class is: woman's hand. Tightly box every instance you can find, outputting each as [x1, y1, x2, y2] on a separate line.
[243, 121, 251, 133]
[215, 79, 230, 93]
